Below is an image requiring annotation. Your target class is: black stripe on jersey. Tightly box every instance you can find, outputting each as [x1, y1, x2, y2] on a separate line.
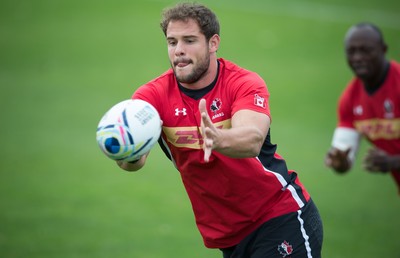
[287, 171, 308, 205]
[257, 129, 289, 179]
[258, 129, 308, 204]
[158, 137, 172, 161]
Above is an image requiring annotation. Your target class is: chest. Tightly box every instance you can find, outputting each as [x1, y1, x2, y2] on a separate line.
[159, 88, 234, 127]
[350, 82, 400, 141]
[159, 87, 233, 150]
[351, 83, 400, 120]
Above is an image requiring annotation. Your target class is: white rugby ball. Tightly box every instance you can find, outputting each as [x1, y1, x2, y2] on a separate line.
[96, 99, 161, 162]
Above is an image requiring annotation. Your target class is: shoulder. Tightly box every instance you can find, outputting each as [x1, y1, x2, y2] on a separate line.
[134, 69, 175, 93]
[342, 77, 361, 96]
[337, 78, 361, 107]
[390, 60, 400, 69]
[144, 69, 175, 87]
[389, 60, 400, 76]
[132, 69, 176, 110]
[219, 58, 266, 87]
[220, 58, 263, 79]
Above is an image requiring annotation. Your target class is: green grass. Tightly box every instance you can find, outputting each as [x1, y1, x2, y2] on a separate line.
[0, 0, 399, 257]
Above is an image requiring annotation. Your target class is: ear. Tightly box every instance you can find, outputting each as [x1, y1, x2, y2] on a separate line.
[209, 34, 220, 53]
[383, 43, 388, 54]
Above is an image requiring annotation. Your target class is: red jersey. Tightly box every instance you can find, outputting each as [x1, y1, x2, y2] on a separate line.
[337, 60, 400, 190]
[133, 58, 311, 248]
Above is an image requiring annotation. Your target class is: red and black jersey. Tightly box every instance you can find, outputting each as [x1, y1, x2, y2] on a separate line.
[338, 60, 400, 190]
[133, 58, 310, 248]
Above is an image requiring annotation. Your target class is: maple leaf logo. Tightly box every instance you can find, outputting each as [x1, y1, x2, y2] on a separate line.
[277, 240, 293, 257]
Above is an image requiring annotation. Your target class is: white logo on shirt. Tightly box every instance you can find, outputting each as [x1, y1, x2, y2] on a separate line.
[175, 108, 187, 116]
[384, 99, 394, 118]
[353, 105, 363, 116]
[210, 98, 224, 120]
[254, 94, 266, 108]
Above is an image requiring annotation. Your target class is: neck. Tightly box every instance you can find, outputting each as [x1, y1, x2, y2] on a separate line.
[363, 60, 389, 90]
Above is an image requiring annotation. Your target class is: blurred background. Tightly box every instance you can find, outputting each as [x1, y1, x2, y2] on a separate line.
[0, 0, 399, 257]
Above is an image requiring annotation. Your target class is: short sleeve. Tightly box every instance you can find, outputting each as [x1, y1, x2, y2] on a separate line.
[337, 84, 356, 129]
[230, 72, 271, 119]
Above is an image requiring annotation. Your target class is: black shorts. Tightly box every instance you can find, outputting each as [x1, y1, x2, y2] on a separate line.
[220, 199, 323, 258]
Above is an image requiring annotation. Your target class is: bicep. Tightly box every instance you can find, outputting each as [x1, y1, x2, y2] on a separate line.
[231, 109, 270, 136]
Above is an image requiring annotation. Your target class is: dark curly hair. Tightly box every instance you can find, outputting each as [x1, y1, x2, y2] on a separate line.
[160, 2, 220, 41]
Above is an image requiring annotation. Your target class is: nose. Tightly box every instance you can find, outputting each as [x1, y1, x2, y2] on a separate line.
[351, 49, 365, 62]
[174, 41, 185, 56]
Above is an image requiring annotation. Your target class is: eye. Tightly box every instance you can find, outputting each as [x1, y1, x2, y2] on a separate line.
[346, 48, 355, 55]
[167, 40, 177, 46]
[360, 46, 374, 54]
[185, 37, 196, 44]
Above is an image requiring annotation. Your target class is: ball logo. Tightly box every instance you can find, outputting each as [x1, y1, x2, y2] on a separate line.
[135, 106, 156, 125]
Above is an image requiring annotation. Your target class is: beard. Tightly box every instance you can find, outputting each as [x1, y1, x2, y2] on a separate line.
[173, 54, 210, 84]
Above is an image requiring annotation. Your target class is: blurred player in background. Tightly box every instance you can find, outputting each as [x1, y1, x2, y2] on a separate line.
[117, 2, 323, 257]
[325, 22, 400, 194]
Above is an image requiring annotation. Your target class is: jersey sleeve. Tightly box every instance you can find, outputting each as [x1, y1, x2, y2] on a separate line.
[131, 83, 161, 113]
[337, 84, 356, 129]
[230, 72, 271, 119]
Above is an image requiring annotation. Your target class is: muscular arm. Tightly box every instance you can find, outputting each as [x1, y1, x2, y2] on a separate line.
[199, 99, 270, 162]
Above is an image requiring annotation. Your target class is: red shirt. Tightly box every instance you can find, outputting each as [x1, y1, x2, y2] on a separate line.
[338, 60, 400, 190]
[133, 58, 310, 248]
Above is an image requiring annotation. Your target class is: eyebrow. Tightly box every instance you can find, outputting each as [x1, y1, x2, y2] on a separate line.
[167, 35, 198, 40]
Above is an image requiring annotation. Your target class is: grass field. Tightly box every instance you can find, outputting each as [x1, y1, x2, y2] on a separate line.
[1, 0, 399, 257]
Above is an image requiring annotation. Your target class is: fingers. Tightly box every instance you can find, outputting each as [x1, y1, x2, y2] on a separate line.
[199, 99, 213, 163]
[203, 138, 213, 162]
[324, 148, 336, 167]
[362, 161, 378, 172]
[363, 158, 382, 172]
[199, 98, 207, 114]
[325, 148, 341, 167]
[325, 151, 340, 169]
[200, 99, 213, 129]
[325, 147, 351, 173]
[363, 148, 388, 172]
[199, 99, 206, 135]
[324, 153, 333, 167]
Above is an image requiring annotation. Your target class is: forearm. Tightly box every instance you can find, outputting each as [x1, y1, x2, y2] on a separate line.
[214, 126, 265, 158]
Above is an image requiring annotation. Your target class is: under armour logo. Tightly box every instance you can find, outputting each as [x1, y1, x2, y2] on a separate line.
[175, 108, 187, 116]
